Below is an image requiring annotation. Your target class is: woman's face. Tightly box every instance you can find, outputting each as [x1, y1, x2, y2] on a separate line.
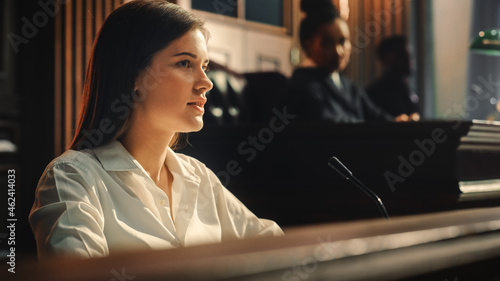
[133, 29, 213, 135]
[306, 18, 352, 73]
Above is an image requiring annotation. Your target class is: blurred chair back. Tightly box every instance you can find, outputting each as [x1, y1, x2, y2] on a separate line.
[205, 62, 289, 125]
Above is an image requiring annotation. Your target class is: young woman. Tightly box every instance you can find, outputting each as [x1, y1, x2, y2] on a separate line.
[287, 0, 412, 122]
[29, 0, 282, 260]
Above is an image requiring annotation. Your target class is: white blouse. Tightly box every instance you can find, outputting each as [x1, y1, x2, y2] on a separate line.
[29, 141, 283, 260]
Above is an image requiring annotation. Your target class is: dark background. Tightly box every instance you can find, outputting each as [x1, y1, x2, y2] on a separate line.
[1, 0, 55, 259]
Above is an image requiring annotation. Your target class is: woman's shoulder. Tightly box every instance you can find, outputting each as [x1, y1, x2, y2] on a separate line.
[291, 67, 330, 81]
[36, 149, 105, 194]
[43, 148, 102, 174]
[289, 67, 332, 96]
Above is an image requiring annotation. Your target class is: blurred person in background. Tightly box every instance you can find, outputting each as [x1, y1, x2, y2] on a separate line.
[366, 35, 420, 121]
[287, 0, 413, 123]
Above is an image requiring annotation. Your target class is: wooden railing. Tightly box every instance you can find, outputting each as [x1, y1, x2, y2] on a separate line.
[14, 206, 500, 281]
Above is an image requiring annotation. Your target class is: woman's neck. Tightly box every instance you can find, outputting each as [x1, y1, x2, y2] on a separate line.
[301, 57, 317, 68]
[120, 123, 174, 184]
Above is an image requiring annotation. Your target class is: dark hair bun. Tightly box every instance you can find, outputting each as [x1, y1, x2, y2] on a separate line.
[300, 0, 337, 16]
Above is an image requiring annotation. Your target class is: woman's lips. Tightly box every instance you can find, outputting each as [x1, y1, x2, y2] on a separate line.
[187, 102, 205, 112]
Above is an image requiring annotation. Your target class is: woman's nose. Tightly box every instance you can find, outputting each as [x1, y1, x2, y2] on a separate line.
[196, 70, 213, 92]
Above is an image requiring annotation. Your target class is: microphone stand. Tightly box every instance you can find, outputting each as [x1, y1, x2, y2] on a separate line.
[328, 156, 390, 219]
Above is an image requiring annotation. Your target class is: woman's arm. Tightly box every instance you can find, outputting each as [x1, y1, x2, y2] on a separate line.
[198, 165, 284, 240]
[29, 161, 108, 261]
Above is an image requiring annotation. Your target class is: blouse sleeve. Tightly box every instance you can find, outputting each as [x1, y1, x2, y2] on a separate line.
[29, 161, 109, 261]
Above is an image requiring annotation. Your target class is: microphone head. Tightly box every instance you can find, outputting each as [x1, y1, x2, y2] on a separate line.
[328, 156, 353, 179]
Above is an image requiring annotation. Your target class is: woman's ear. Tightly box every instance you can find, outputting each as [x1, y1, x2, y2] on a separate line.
[133, 87, 146, 102]
[133, 73, 146, 101]
[133, 69, 146, 95]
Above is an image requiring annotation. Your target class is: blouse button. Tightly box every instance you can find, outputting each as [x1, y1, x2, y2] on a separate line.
[160, 199, 166, 206]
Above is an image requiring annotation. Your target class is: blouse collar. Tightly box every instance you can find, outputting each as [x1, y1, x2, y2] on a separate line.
[92, 140, 198, 182]
[93, 141, 140, 171]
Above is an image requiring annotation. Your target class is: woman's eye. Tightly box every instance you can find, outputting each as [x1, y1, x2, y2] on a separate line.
[203, 65, 210, 73]
[177, 60, 190, 68]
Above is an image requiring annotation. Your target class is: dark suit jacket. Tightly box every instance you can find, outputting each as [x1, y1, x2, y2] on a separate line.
[365, 72, 419, 117]
[286, 67, 393, 122]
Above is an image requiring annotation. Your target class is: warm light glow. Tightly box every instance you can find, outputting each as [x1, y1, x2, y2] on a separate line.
[211, 107, 223, 118]
[483, 39, 500, 46]
[339, 0, 350, 20]
[479, 31, 485, 37]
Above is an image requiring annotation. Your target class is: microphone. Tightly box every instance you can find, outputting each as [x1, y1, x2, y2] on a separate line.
[328, 156, 390, 219]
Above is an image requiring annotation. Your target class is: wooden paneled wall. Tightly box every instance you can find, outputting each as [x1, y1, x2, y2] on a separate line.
[54, 0, 125, 155]
[333, 0, 411, 87]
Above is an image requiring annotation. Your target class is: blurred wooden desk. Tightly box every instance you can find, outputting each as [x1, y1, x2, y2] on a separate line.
[180, 120, 500, 225]
[13, 207, 500, 281]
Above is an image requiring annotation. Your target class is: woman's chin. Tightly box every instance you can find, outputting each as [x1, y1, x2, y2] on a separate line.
[184, 120, 204, 133]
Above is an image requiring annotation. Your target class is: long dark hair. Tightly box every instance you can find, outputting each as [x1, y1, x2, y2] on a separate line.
[299, 0, 339, 56]
[71, 0, 207, 150]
